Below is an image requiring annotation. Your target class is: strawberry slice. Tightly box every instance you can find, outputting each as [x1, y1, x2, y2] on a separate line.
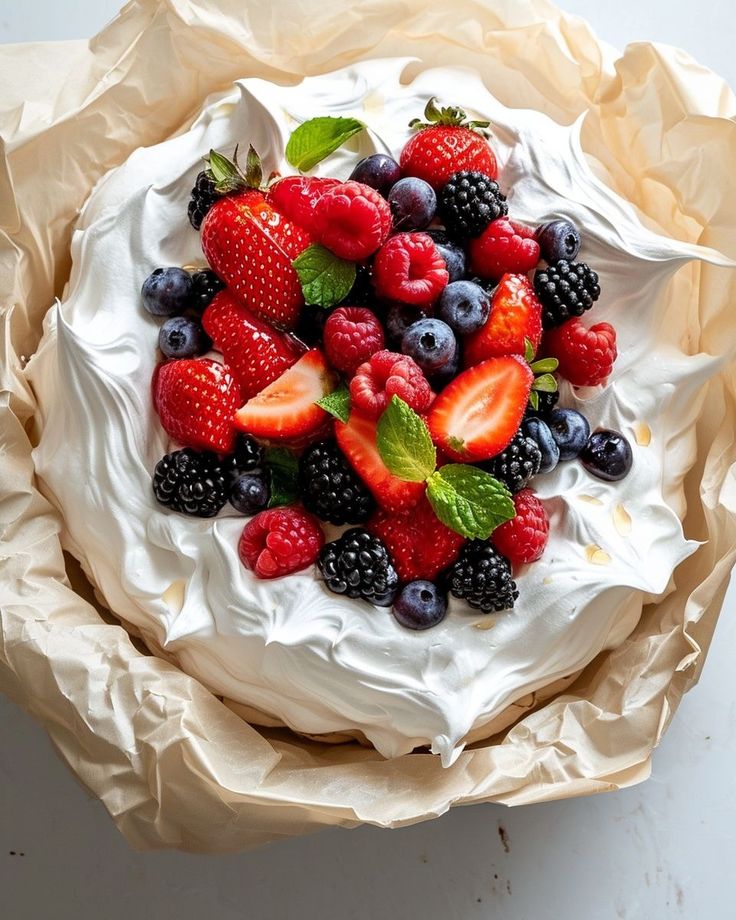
[464, 273, 543, 366]
[335, 411, 425, 514]
[267, 175, 340, 233]
[427, 355, 533, 462]
[234, 348, 336, 440]
[202, 289, 304, 400]
[154, 358, 240, 453]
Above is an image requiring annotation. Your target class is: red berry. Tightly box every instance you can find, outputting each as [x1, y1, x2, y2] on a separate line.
[267, 175, 340, 233]
[469, 217, 540, 280]
[491, 489, 549, 565]
[400, 125, 497, 191]
[239, 508, 324, 579]
[368, 495, 465, 581]
[464, 273, 543, 365]
[373, 233, 449, 306]
[323, 307, 385, 376]
[544, 318, 617, 387]
[314, 181, 392, 261]
[349, 349, 434, 419]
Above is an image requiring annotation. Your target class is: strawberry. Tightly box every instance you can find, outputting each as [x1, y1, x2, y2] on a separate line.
[368, 496, 466, 581]
[199, 147, 312, 331]
[234, 348, 336, 440]
[267, 175, 340, 233]
[202, 289, 304, 399]
[464, 274, 543, 366]
[154, 358, 240, 453]
[335, 411, 425, 513]
[427, 355, 533, 462]
[400, 98, 498, 191]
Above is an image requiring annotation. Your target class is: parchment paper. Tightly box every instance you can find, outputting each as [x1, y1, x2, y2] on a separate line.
[1, 0, 735, 852]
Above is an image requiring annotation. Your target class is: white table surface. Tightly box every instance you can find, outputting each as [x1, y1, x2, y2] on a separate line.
[2, 3, 735, 917]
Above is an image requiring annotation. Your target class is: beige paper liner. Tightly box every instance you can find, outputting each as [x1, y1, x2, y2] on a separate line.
[1, 0, 735, 852]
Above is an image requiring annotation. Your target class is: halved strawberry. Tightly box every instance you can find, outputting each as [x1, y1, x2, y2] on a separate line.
[202, 289, 304, 400]
[154, 358, 240, 453]
[267, 175, 340, 233]
[335, 411, 425, 513]
[234, 348, 335, 440]
[464, 273, 542, 366]
[427, 355, 533, 462]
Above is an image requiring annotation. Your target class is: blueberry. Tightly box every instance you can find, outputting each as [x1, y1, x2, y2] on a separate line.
[581, 429, 633, 481]
[522, 417, 560, 474]
[401, 318, 457, 374]
[142, 267, 192, 316]
[437, 280, 491, 336]
[158, 316, 208, 358]
[349, 154, 401, 197]
[388, 177, 437, 231]
[547, 408, 591, 461]
[229, 471, 270, 515]
[536, 219, 581, 264]
[435, 241, 466, 282]
[393, 580, 448, 630]
[385, 304, 424, 347]
[428, 344, 460, 392]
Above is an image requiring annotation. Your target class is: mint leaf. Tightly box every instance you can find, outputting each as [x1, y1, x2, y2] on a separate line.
[265, 447, 299, 508]
[426, 464, 515, 539]
[317, 384, 351, 423]
[286, 116, 365, 172]
[376, 396, 436, 482]
[293, 244, 356, 309]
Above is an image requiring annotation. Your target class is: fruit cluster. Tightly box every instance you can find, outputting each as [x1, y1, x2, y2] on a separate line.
[143, 98, 632, 630]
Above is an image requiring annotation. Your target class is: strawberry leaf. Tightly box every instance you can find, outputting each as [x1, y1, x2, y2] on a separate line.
[524, 337, 536, 363]
[426, 465, 515, 539]
[530, 357, 559, 374]
[244, 144, 263, 189]
[293, 244, 356, 309]
[532, 373, 558, 393]
[286, 116, 365, 172]
[316, 384, 351, 423]
[529, 390, 540, 411]
[376, 396, 436, 483]
[206, 149, 247, 194]
[265, 447, 299, 508]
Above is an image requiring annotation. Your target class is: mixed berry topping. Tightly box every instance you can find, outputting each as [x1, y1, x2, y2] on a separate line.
[318, 529, 399, 607]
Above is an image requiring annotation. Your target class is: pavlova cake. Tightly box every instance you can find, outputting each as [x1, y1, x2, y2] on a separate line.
[27, 60, 701, 765]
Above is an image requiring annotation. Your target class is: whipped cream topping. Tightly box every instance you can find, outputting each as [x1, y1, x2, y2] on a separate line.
[28, 59, 729, 765]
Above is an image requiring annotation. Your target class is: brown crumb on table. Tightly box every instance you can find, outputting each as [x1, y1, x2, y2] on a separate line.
[497, 823, 511, 854]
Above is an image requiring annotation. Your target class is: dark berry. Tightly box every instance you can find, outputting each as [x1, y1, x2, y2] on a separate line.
[318, 529, 399, 606]
[525, 387, 560, 419]
[393, 581, 448, 630]
[385, 304, 424, 348]
[349, 154, 402, 197]
[534, 260, 601, 329]
[438, 170, 507, 240]
[152, 448, 228, 517]
[547, 408, 590, 461]
[428, 344, 460, 392]
[233, 433, 265, 473]
[401, 318, 457, 374]
[522, 417, 560, 474]
[447, 541, 518, 613]
[299, 440, 375, 525]
[295, 303, 335, 347]
[580, 429, 633, 481]
[187, 170, 218, 230]
[229, 471, 270, 515]
[190, 269, 225, 314]
[343, 262, 376, 308]
[142, 267, 193, 317]
[437, 280, 491, 336]
[482, 431, 542, 493]
[158, 316, 208, 359]
[388, 177, 437, 231]
[435, 241, 466, 282]
[536, 219, 581, 263]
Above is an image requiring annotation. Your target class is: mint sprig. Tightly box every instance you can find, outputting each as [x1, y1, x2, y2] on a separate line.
[426, 465, 515, 540]
[317, 384, 351, 423]
[377, 396, 436, 482]
[285, 116, 365, 172]
[293, 244, 356, 309]
[265, 447, 299, 508]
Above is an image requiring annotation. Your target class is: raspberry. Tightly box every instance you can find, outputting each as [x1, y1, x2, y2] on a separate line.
[491, 489, 549, 565]
[323, 307, 385, 376]
[468, 218, 540, 280]
[544, 318, 617, 387]
[373, 233, 449, 306]
[349, 349, 434, 419]
[238, 508, 324, 579]
[314, 181, 393, 261]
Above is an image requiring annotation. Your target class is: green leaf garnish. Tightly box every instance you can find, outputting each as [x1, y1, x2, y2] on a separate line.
[426, 464, 515, 539]
[292, 244, 356, 309]
[316, 384, 351, 423]
[530, 357, 559, 374]
[529, 390, 540, 411]
[265, 447, 299, 508]
[531, 373, 558, 393]
[285, 116, 365, 172]
[524, 337, 536, 363]
[376, 396, 436, 483]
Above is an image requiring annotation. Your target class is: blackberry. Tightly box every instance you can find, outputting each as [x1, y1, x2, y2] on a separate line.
[318, 529, 399, 606]
[152, 448, 228, 517]
[190, 269, 225, 313]
[438, 170, 507, 240]
[447, 541, 518, 613]
[525, 387, 560, 420]
[483, 431, 542, 493]
[534, 259, 601, 329]
[187, 170, 219, 230]
[299, 441, 375, 525]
